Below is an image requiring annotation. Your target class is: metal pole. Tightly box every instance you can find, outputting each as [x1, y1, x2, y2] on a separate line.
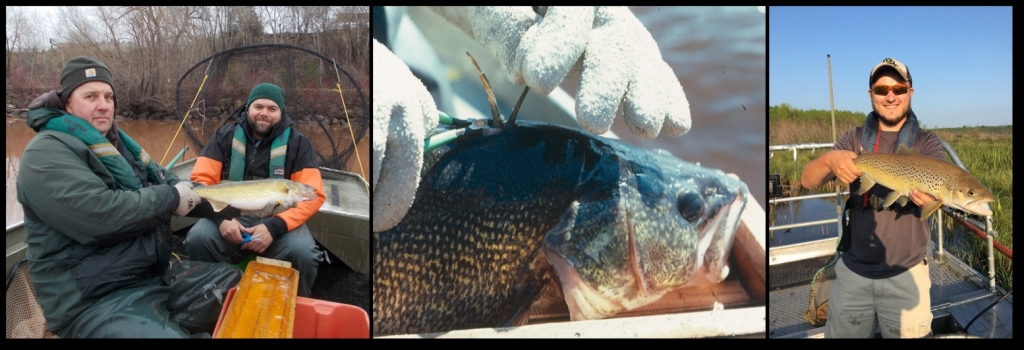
[827, 54, 842, 238]
[987, 216, 996, 291]
[937, 211, 945, 262]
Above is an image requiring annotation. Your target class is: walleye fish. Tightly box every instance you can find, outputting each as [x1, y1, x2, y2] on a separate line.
[853, 144, 995, 219]
[373, 122, 749, 336]
[192, 179, 317, 216]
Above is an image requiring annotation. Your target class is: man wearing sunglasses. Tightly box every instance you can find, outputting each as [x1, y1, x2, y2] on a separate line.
[801, 57, 945, 338]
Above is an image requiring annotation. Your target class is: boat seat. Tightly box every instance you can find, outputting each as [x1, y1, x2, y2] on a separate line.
[6, 260, 59, 338]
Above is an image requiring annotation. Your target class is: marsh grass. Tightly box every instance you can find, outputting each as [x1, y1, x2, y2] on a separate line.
[770, 106, 1013, 290]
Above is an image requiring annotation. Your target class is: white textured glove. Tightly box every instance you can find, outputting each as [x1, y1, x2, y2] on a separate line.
[173, 181, 201, 217]
[373, 38, 439, 232]
[429, 6, 691, 139]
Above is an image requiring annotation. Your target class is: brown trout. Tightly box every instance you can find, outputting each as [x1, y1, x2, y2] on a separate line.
[853, 144, 994, 219]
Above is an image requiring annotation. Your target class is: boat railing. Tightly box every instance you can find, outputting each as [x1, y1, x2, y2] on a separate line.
[768, 140, 1006, 292]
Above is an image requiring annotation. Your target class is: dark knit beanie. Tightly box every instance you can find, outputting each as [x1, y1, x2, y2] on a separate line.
[60, 56, 115, 106]
[247, 83, 285, 111]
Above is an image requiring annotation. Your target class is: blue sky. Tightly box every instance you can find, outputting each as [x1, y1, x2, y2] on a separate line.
[768, 6, 1012, 128]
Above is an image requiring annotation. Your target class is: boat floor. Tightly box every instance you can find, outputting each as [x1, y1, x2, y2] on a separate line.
[169, 228, 370, 317]
[769, 243, 1012, 338]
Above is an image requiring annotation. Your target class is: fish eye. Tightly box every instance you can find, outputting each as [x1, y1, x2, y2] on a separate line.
[677, 191, 705, 222]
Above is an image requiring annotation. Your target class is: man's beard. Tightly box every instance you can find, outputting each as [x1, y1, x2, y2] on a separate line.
[250, 116, 273, 138]
[878, 112, 907, 128]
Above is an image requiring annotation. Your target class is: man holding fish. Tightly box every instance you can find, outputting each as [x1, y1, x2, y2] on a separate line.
[17, 56, 240, 337]
[184, 82, 326, 297]
[802, 58, 994, 338]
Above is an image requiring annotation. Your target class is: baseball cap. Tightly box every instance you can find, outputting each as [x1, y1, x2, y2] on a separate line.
[869, 57, 912, 87]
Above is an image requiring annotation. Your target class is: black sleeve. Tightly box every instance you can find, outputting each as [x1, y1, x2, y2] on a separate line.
[199, 124, 237, 163]
[287, 131, 320, 175]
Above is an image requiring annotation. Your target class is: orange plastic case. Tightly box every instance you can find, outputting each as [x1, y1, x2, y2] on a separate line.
[214, 261, 299, 338]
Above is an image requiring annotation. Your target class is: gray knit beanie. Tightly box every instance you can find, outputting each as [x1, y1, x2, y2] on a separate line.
[59, 56, 115, 106]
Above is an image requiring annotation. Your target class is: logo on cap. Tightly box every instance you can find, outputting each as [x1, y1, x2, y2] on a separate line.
[883, 58, 898, 68]
[85, 68, 97, 78]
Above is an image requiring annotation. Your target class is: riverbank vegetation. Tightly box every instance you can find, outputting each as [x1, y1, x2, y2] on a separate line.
[6, 6, 368, 120]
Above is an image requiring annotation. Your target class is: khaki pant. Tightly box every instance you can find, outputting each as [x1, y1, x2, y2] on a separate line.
[825, 257, 933, 338]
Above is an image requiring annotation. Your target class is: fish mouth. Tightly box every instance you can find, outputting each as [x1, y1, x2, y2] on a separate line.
[957, 200, 994, 217]
[298, 191, 318, 201]
[694, 191, 746, 284]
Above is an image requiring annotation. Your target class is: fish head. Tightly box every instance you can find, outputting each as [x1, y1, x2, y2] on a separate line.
[284, 180, 319, 202]
[944, 174, 995, 216]
[542, 147, 748, 321]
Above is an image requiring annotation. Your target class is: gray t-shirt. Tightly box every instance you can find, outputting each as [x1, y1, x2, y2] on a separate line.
[830, 126, 944, 279]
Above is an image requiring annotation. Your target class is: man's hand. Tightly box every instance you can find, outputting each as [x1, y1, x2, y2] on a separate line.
[908, 190, 937, 207]
[825, 150, 861, 185]
[173, 182, 202, 216]
[241, 224, 273, 254]
[218, 219, 251, 245]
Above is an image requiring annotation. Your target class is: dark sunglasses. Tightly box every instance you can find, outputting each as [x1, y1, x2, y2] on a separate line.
[872, 83, 910, 96]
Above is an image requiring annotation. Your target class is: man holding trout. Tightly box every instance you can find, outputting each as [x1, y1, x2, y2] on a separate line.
[185, 82, 327, 297]
[802, 58, 945, 338]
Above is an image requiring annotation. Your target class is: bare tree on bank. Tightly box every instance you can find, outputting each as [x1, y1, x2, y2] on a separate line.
[6, 6, 369, 119]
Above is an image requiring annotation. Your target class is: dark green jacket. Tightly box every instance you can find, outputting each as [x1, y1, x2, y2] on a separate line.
[16, 105, 183, 333]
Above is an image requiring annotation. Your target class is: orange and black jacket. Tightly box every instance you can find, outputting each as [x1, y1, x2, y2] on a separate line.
[190, 110, 326, 239]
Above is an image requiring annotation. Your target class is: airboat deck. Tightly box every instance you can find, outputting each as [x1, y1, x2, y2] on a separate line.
[769, 236, 1013, 338]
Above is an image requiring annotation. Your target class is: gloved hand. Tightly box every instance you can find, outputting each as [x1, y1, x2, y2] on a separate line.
[428, 6, 691, 139]
[173, 181, 202, 217]
[373, 38, 439, 232]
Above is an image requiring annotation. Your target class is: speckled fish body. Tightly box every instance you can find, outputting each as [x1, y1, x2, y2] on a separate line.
[373, 122, 748, 336]
[853, 144, 994, 218]
[192, 179, 317, 212]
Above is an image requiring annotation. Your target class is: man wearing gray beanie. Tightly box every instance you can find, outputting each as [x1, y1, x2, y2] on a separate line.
[17, 56, 240, 338]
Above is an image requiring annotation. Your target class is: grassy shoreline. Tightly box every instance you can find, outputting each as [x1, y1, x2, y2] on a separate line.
[769, 105, 1013, 291]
